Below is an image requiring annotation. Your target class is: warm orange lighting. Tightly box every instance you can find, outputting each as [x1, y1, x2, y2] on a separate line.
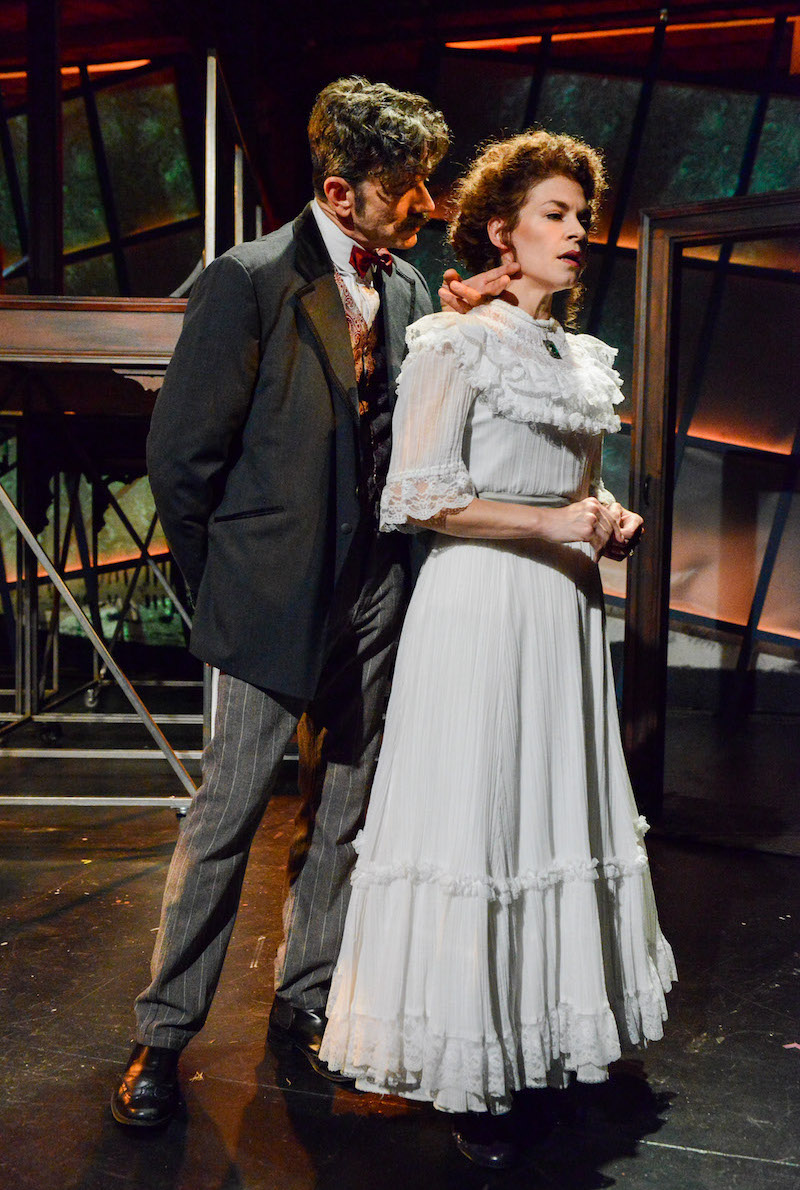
[446, 17, 794, 52]
[447, 34, 542, 51]
[0, 60, 151, 82]
[666, 594, 750, 628]
[685, 428, 794, 456]
[2, 548, 170, 584]
[757, 619, 800, 642]
[615, 412, 792, 456]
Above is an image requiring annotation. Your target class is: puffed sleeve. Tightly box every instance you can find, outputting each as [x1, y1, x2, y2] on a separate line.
[380, 337, 477, 533]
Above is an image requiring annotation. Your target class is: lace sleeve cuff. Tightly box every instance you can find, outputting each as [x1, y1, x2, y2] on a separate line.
[379, 467, 476, 533]
[591, 479, 616, 507]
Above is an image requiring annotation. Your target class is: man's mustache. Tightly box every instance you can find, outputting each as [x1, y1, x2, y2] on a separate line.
[397, 212, 431, 234]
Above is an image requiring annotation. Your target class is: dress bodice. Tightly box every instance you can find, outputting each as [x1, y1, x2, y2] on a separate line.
[380, 300, 624, 531]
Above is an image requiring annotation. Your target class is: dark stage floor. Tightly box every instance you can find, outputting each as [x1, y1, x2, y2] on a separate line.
[1, 760, 799, 1190]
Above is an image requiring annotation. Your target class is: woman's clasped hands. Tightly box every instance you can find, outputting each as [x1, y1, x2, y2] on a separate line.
[544, 497, 643, 562]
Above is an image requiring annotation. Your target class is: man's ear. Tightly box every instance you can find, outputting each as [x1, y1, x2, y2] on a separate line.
[322, 176, 356, 218]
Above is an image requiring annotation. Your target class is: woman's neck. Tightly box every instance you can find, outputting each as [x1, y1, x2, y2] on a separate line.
[498, 276, 554, 320]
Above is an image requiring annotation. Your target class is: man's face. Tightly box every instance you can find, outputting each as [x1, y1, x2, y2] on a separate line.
[350, 176, 436, 251]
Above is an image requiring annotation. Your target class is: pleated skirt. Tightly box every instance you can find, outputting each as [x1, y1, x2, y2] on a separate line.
[319, 533, 676, 1113]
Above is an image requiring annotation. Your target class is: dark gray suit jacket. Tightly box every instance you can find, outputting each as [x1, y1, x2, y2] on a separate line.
[146, 204, 432, 699]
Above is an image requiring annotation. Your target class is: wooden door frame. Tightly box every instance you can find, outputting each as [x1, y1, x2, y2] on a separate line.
[621, 188, 800, 817]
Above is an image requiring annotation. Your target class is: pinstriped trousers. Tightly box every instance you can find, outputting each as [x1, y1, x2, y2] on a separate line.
[134, 533, 408, 1051]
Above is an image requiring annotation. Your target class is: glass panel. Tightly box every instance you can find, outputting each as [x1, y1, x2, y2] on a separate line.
[674, 262, 717, 432]
[64, 253, 118, 296]
[621, 83, 755, 248]
[670, 445, 780, 626]
[684, 237, 800, 282]
[589, 252, 636, 408]
[95, 476, 160, 567]
[535, 72, 641, 242]
[682, 254, 800, 454]
[1, 273, 28, 295]
[0, 152, 22, 267]
[124, 225, 203, 297]
[0, 439, 19, 607]
[1, 112, 27, 277]
[94, 69, 199, 236]
[402, 221, 457, 303]
[436, 54, 533, 187]
[729, 236, 800, 272]
[749, 95, 800, 195]
[670, 233, 800, 637]
[679, 243, 722, 265]
[8, 111, 27, 203]
[601, 429, 633, 506]
[760, 490, 800, 640]
[63, 95, 108, 252]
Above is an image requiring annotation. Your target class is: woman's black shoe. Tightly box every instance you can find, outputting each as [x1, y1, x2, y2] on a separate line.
[110, 1043, 181, 1128]
[451, 1110, 518, 1169]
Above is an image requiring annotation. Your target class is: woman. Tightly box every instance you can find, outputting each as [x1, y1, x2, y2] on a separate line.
[319, 131, 676, 1168]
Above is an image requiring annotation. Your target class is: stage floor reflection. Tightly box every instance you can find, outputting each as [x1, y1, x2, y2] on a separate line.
[0, 762, 798, 1189]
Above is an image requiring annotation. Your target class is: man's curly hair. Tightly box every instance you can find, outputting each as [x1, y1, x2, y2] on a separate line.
[449, 130, 606, 323]
[308, 76, 450, 196]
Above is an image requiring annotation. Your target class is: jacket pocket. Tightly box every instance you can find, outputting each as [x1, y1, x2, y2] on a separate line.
[213, 505, 285, 523]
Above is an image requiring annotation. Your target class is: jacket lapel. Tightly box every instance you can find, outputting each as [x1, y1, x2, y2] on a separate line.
[296, 278, 359, 415]
[292, 204, 418, 415]
[292, 205, 359, 419]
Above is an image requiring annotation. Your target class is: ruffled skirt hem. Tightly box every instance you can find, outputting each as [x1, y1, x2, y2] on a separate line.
[322, 945, 674, 1114]
[320, 874, 676, 1113]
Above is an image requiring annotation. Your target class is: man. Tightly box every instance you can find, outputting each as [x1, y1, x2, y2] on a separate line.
[111, 77, 450, 1128]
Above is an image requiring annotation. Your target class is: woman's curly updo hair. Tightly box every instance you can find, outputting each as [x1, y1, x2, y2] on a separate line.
[308, 77, 450, 196]
[449, 130, 607, 323]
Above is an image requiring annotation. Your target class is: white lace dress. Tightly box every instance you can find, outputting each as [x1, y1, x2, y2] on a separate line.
[319, 300, 676, 1114]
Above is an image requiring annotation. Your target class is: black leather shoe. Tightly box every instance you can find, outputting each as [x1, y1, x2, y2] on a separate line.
[110, 1043, 181, 1128]
[267, 997, 352, 1083]
[452, 1112, 518, 1169]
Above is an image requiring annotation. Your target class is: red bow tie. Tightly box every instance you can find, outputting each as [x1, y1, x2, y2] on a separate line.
[350, 244, 394, 280]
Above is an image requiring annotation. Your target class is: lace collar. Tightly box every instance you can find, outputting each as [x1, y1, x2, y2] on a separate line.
[404, 301, 624, 436]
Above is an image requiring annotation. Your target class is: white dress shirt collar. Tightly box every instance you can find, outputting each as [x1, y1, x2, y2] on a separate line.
[311, 199, 381, 329]
[311, 199, 363, 278]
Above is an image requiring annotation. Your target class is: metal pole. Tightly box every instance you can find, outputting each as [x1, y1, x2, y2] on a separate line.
[202, 50, 221, 742]
[205, 52, 217, 265]
[0, 482, 197, 796]
[234, 144, 244, 246]
[33, 378, 193, 629]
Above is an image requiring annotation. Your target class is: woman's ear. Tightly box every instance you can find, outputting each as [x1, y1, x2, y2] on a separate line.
[487, 217, 515, 261]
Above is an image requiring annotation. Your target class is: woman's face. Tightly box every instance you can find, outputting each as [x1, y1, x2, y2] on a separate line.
[488, 174, 591, 296]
